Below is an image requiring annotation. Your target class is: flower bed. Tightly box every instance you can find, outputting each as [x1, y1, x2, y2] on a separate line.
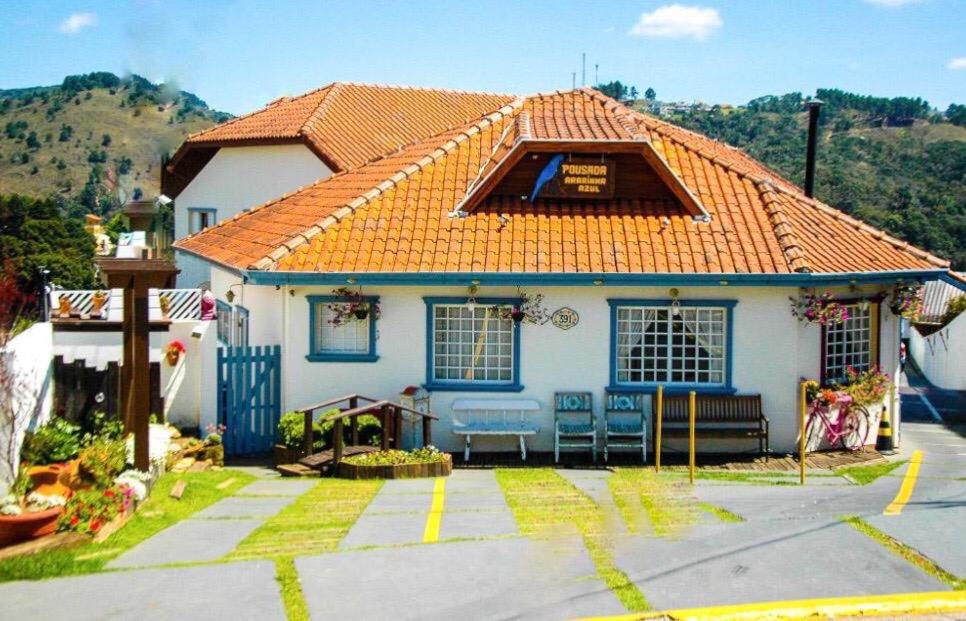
[337, 447, 452, 479]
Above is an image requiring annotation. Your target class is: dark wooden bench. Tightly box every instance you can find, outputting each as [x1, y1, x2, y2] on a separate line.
[659, 394, 769, 456]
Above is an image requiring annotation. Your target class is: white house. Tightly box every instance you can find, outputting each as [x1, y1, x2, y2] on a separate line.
[909, 273, 966, 390]
[167, 83, 950, 457]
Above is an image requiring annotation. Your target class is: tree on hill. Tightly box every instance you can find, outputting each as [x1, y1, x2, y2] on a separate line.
[0, 194, 97, 311]
[644, 87, 656, 101]
[948, 104, 966, 127]
[595, 81, 638, 101]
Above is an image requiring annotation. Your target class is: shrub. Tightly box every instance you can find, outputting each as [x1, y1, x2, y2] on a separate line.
[58, 484, 134, 535]
[343, 446, 446, 466]
[78, 436, 127, 488]
[21, 418, 81, 465]
[277, 411, 318, 450]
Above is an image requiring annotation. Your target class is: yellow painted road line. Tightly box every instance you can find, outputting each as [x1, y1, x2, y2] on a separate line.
[575, 589, 966, 621]
[422, 477, 445, 543]
[884, 449, 923, 516]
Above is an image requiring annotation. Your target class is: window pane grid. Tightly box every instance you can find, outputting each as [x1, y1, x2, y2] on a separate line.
[315, 303, 369, 354]
[825, 304, 872, 382]
[616, 306, 726, 386]
[432, 305, 513, 383]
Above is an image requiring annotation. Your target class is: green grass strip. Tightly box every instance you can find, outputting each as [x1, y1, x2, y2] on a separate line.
[0, 469, 254, 583]
[835, 460, 906, 485]
[696, 502, 745, 523]
[495, 468, 649, 612]
[229, 478, 382, 560]
[609, 469, 700, 537]
[842, 516, 965, 590]
[275, 557, 310, 621]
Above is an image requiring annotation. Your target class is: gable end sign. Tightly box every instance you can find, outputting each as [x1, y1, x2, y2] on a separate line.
[533, 156, 616, 200]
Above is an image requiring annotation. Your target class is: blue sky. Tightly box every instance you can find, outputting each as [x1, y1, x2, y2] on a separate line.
[1, 1, 963, 114]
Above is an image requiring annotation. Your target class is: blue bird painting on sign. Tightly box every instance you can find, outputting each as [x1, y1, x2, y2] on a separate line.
[529, 154, 565, 203]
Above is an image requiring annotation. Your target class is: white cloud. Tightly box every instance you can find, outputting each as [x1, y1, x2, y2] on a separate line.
[629, 5, 722, 40]
[948, 57, 966, 70]
[59, 12, 97, 34]
[862, 0, 923, 6]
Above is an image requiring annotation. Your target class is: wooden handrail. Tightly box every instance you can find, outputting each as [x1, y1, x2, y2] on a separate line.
[298, 393, 381, 414]
[321, 399, 438, 421]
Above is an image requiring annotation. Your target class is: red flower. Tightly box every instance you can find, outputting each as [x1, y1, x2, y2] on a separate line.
[90, 519, 102, 532]
[104, 489, 115, 498]
[70, 515, 79, 526]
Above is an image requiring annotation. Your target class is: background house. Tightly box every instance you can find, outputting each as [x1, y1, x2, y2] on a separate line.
[909, 273, 966, 390]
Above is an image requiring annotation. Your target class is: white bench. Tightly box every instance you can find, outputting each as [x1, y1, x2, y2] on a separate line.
[451, 398, 541, 461]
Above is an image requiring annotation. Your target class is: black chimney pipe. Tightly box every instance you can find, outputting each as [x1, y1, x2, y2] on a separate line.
[804, 99, 823, 198]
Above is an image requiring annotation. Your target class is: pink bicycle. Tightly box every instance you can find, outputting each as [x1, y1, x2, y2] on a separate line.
[805, 398, 873, 451]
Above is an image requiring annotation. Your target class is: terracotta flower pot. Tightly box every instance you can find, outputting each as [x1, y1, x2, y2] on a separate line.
[57, 459, 84, 492]
[27, 464, 71, 497]
[166, 349, 181, 366]
[0, 507, 63, 548]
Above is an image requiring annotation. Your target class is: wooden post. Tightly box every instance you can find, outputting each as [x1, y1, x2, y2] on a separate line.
[302, 410, 313, 456]
[333, 417, 344, 464]
[422, 416, 432, 447]
[799, 381, 808, 486]
[349, 395, 359, 446]
[688, 391, 696, 485]
[380, 404, 390, 451]
[393, 406, 403, 449]
[655, 385, 664, 473]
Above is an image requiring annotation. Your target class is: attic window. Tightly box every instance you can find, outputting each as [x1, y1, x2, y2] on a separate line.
[188, 207, 217, 234]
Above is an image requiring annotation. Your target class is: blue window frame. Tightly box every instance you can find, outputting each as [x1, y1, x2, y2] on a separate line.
[187, 207, 217, 234]
[234, 305, 250, 348]
[607, 298, 737, 395]
[306, 295, 379, 362]
[216, 300, 232, 345]
[423, 296, 523, 392]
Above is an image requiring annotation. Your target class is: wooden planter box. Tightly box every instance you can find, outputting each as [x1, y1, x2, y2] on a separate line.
[273, 444, 306, 466]
[337, 454, 452, 480]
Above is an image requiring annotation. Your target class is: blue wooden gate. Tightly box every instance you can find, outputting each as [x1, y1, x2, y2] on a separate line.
[217, 345, 281, 455]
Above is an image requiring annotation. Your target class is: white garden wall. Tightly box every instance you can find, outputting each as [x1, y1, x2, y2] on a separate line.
[174, 144, 331, 288]
[211, 276, 900, 455]
[910, 314, 966, 390]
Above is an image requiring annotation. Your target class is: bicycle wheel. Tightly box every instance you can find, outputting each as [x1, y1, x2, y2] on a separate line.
[840, 406, 871, 451]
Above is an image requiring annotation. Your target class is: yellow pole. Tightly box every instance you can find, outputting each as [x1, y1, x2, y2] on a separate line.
[689, 390, 696, 485]
[799, 381, 807, 486]
[888, 383, 896, 449]
[655, 385, 663, 473]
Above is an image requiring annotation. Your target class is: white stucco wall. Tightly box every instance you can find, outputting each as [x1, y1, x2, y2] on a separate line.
[910, 315, 966, 390]
[209, 276, 900, 455]
[174, 145, 331, 288]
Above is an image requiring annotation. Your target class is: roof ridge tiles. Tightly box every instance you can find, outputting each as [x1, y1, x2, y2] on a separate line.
[249, 98, 525, 270]
[770, 184, 950, 269]
[756, 180, 811, 273]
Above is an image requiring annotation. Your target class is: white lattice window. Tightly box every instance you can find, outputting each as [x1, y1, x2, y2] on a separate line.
[615, 306, 727, 386]
[432, 304, 514, 384]
[216, 301, 232, 345]
[824, 303, 873, 382]
[315, 304, 370, 354]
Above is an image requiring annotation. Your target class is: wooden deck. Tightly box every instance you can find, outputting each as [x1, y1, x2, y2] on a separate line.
[453, 447, 885, 472]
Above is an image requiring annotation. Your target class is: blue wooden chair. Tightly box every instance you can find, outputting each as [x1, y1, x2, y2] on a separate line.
[554, 392, 596, 463]
[604, 392, 647, 463]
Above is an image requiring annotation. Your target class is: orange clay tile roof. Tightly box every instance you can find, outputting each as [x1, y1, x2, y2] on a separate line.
[174, 82, 516, 172]
[174, 86, 948, 276]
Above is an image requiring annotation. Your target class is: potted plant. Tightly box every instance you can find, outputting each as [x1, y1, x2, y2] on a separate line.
[790, 291, 850, 325]
[0, 487, 68, 548]
[497, 289, 549, 325]
[890, 285, 922, 319]
[159, 293, 171, 318]
[90, 290, 108, 318]
[20, 417, 82, 497]
[165, 340, 186, 366]
[327, 288, 380, 326]
[57, 295, 72, 318]
[204, 423, 226, 466]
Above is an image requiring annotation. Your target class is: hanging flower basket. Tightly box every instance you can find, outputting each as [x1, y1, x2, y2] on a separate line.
[790, 291, 850, 325]
[327, 287, 380, 326]
[165, 340, 186, 366]
[890, 285, 922, 319]
[497, 289, 550, 325]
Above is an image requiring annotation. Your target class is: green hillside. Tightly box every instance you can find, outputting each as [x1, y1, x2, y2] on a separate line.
[0, 72, 230, 206]
[649, 90, 966, 269]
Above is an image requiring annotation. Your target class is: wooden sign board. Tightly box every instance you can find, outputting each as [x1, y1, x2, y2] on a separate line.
[541, 158, 616, 199]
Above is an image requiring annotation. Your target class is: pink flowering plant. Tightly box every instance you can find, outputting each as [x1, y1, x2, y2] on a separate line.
[327, 287, 380, 326]
[497, 289, 550, 324]
[790, 291, 850, 325]
[890, 285, 923, 319]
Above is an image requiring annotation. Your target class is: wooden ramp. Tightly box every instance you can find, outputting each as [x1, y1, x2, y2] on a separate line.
[299, 445, 380, 470]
